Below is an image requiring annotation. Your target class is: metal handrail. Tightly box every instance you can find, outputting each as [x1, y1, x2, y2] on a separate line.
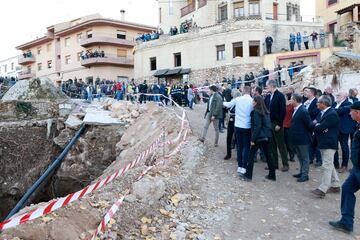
[4, 124, 86, 221]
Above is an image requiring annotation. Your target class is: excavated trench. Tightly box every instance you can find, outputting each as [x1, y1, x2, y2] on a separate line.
[0, 118, 124, 221]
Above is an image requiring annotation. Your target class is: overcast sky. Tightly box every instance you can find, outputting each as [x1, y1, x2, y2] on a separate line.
[1, 0, 315, 59]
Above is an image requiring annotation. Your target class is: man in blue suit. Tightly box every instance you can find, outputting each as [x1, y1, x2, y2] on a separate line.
[311, 95, 340, 198]
[289, 93, 314, 182]
[334, 92, 356, 172]
[303, 87, 322, 167]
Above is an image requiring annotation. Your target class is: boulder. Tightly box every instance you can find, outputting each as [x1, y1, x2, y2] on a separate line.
[132, 176, 166, 205]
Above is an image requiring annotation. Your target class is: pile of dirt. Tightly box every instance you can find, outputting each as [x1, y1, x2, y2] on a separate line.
[1, 78, 69, 103]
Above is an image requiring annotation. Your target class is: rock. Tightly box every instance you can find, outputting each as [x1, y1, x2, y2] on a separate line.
[124, 194, 137, 203]
[133, 176, 166, 205]
[171, 230, 186, 240]
[53, 128, 74, 148]
[131, 110, 140, 118]
[64, 115, 83, 130]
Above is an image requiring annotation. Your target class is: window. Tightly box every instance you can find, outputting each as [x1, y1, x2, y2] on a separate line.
[117, 30, 126, 39]
[37, 47, 41, 55]
[86, 30, 92, 38]
[174, 52, 181, 67]
[27, 66, 31, 72]
[249, 41, 260, 57]
[233, 42, 243, 58]
[65, 37, 71, 47]
[329, 22, 337, 34]
[216, 45, 225, 60]
[47, 60, 52, 69]
[234, 1, 244, 18]
[77, 33, 83, 43]
[150, 57, 157, 71]
[249, 0, 260, 16]
[11, 62, 14, 71]
[47, 43, 52, 52]
[169, 0, 173, 15]
[159, 8, 162, 23]
[4, 65, 7, 73]
[65, 55, 71, 64]
[219, 4, 228, 22]
[37, 63, 42, 71]
[117, 49, 127, 57]
[327, 0, 337, 6]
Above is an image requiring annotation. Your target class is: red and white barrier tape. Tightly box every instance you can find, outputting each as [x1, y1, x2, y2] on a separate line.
[0, 133, 164, 232]
[91, 129, 188, 239]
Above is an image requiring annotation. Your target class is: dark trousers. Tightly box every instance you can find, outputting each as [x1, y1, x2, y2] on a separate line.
[266, 44, 272, 54]
[226, 119, 235, 156]
[245, 141, 275, 179]
[284, 128, 296, 160]
[334, 132, 350, 168]
[304, 41, 309, 49]
[139, 94, 146, 103]
[290, 42, 295, 51]
[340, 169, 360, 228]
[294, 144, 310, 178]
[235, 127, 251, 168]
[269, 123, 289, 169]
[309, 142, 322, 165]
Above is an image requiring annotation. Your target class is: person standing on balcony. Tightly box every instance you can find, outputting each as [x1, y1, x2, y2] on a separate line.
[296, 32, 302, 50]
[265, 35, 273, 54]
[319, 29, 326, 48]
[303, 31, 310, 49]
[310, 31, 318, 48]
[289, 33, 296, 51]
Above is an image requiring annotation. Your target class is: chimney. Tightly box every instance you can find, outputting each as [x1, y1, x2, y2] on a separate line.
[120, 10, 125, 21]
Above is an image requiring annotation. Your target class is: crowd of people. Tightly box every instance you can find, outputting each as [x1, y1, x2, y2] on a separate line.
[199, 80, 360, 234]
[265, 30, 326, 54]
[80, 49, 105, 60]
[136, 29, 163, 42]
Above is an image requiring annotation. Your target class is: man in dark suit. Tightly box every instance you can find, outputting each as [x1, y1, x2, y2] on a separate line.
[200, 85, 223, 147]
[303, 87, 322, 167]
[334, 92, 356, 172]
[290, 93, 314, 182]
[311, 95, 340, 198]
[264, 80, 289, 171]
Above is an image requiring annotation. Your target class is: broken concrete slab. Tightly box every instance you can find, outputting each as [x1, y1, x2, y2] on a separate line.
[65, 115, 83, 130]
[83, 110, 124, 126]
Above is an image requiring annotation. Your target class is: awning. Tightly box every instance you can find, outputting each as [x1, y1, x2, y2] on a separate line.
[164, 68, 182, 76]
[180, 68, 191, 74]
[153, 69, 169, 77]
[336, 4, 360, 15]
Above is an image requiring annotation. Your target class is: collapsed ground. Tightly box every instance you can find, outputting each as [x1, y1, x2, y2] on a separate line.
[1, 102, 359, 240]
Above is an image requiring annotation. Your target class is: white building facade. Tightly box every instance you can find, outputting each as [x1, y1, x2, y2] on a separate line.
[0, 56, 21, 79]
[135, 0, 327, 85]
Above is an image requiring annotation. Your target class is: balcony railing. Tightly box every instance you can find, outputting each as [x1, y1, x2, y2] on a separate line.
[80, 54, 134, 67]
[18, 71, 35, 80]
[80, 33, 136, 47]
[18, 55, 36, 65]
[198, 0, 207, 8]
[181, 2, 196, 17]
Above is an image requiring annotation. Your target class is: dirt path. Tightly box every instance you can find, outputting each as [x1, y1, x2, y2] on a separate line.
[183, 103, 359, 240]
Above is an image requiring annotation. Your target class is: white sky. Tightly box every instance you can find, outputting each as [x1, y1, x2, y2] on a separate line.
[0, 0, 315, 59]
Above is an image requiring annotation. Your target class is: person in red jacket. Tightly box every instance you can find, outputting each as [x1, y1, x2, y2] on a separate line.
[284, 87, 296, 162]
[116, 81, 122, 100]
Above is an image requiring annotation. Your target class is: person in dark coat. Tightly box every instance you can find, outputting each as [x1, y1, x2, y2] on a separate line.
[224, 89, 240, 160]
[290, 93, 314, 182]
[329, 101, 360, 234]
[265, 35, 274, 54]
[311, 95, 340, 198]
[241, 96, 275, 181]
[333, 92, 356, 171]
[264, 80, 289, 171]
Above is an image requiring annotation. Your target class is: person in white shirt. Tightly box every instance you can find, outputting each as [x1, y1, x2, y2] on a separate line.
[223, 86, 253, 175]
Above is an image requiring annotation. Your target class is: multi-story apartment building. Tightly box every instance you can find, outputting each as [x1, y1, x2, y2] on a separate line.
[316, 0, 359, 34]
[16, 14, 155, 85]
[0, 56, 21, 79]
[135, 0, 329, 85]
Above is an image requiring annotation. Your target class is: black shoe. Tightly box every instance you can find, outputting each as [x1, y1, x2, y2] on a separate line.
[293, 173, 301, 178]
[224, 155, 231, 160]
[240, 175, 252, 182]
[265, 175, 276, 181]
[329, 220, 353, 233]
[297, 176, 309, 182]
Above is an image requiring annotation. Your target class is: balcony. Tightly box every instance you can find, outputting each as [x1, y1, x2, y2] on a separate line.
[80, 33, 135, 48]
[80, 54, 134, 67]
[181, 2, 196, 17]
[18, 71, 35, 80]
[18, 55, 36, 65]
[198, 0, 207, 8]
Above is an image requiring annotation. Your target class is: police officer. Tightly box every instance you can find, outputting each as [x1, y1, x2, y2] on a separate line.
[329, 101, 360, 233]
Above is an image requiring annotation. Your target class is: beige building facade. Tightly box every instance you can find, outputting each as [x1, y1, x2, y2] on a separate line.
[16, 14, 155, 85]
[135, 0, 327, 85]
[316, 0, 360, 34]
